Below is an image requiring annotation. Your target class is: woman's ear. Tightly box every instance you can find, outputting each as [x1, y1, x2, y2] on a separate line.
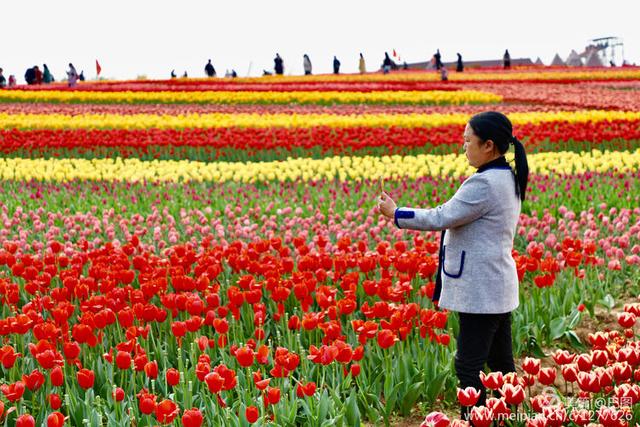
[484, 139, 496, 153]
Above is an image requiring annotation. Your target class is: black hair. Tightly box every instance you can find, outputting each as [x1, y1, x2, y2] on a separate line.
[468, 111, 529, 201]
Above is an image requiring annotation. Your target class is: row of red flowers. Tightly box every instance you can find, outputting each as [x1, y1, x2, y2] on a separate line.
[0, 120, 638, 159]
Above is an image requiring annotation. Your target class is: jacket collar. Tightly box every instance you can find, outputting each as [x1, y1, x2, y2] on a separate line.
[477, 156, 511, 173]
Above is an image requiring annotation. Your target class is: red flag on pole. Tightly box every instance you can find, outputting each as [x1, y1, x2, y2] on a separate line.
[96, 60, 102, 76]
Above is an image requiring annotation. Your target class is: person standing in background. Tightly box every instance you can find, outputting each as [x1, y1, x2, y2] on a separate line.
[434, 49, 443, 70]
[333, 56, 341, 74]
[303, 54, 312, 75]
[382, 52, 392, 74]
[205, 59, 216, 77]
[67, 63, 79, 87]
[503, 49, 511, 69]
[25, 66, 36, 85]
[43, 64, 54, 83]
[358, 53, 366, 74]
[274, 53, 284, 75]
[0, 68, 6, 88]
[456, 53, 464, 72]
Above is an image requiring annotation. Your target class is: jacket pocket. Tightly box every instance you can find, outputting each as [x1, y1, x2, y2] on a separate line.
[442, 246, 465, 278]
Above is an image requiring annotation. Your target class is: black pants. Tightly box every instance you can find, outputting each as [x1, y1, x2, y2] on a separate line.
[455, 312, 516, 419]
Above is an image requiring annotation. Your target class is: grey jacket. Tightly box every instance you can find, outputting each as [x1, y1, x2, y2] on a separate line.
[395, 168, 520, 314]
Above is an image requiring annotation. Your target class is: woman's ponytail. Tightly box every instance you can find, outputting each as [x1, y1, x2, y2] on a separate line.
[511, 136, 529, 202]
[469, 111, 529, 202]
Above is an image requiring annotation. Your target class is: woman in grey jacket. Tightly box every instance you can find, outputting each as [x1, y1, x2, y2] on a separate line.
[378, 111, 529, 416]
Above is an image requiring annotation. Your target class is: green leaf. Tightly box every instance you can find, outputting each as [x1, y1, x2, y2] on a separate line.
[599, 294, 615, 309]
[425, 371, 448, 402]
[399, 381, 424, 416]
[567, 309, 582, 329]
[318, 389, 330, 422]
[527, 335, 547, 358]
[384, 382, 404, 415]
[550, 317, 567, 340]
[565, 330, 586, 352]
[345, 392, 361, 426]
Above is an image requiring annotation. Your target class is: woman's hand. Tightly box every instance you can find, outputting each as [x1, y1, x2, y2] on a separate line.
[377, 192, 397, 220]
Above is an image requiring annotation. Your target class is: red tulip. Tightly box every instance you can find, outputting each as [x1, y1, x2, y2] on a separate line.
[469, 406, 493, 427]
[575, 354, 592, 371]
[112, 387, 125, 402]
[542, 405, 567, 427]
[166, 368, 180, 386]
[77, 368, 95, 390]
[613, 362, 632, 382]
[22, 369, 45, 391]
[50, 366, 64, 387]
[204, 372, 224, 393]
[479, 371, 503, 390]
[144, 360, 159, 379]
[597, 406, 624, 427]
[537, 367, 556, 386]
[522, 357, 541, 375]
[588, 331, 610, 349]
[139, 396, 156, 415]
[591, 349, 609, 367]
[115, 351, 132, 370]
[48, 393, 62, 410]
[485, 397, 510, 419]
[266, 386, 281, 405]
[577, 371, 600, 393]
[235, 345, 254, 368]
[615, 383, 640, 405]
[456, 387, 481, 406]
[561, 364, 579, 382]
[530, 394, 552, 413]
[500, 384, 525, 406]
[618, 312, 636, 328]
[0, 345, 21, 369]
[171, 321, 187, 337]
[182, 408, 203, 427]
[377, 329, 397, 349]
[16, 414, 35, 427]
[245, 406, 259, 423]
[350, 363, 361, 377]
[1, 380, 25, 402]
[47, 412, 65, 427]
[155, 399, 179, 424]
[420, 411, 450, 427]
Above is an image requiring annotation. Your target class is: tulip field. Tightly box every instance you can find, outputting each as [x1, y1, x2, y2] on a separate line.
[0, 67, 640, 427]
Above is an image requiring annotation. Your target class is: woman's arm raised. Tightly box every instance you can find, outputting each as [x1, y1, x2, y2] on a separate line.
[391, 174, 491, 231]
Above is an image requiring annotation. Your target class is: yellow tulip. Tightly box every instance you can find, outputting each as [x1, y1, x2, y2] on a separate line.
[0, 149, 638, 183]
[0, 90, 500, 105]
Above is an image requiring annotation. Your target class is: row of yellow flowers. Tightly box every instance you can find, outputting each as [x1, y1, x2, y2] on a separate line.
[0, 149, 637, 183]
[2, 110, 638, 130]
[0, 90, 501, 105]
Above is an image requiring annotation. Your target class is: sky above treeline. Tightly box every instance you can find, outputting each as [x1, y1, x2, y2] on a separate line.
[1, 0, 637, 80]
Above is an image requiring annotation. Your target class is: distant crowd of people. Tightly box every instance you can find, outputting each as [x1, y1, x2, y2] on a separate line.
[0, 63, 85, 88]
[0, 49, 519, 87]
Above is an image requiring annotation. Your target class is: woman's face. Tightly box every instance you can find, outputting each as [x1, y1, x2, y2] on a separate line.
[463, 123, 495, 168]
